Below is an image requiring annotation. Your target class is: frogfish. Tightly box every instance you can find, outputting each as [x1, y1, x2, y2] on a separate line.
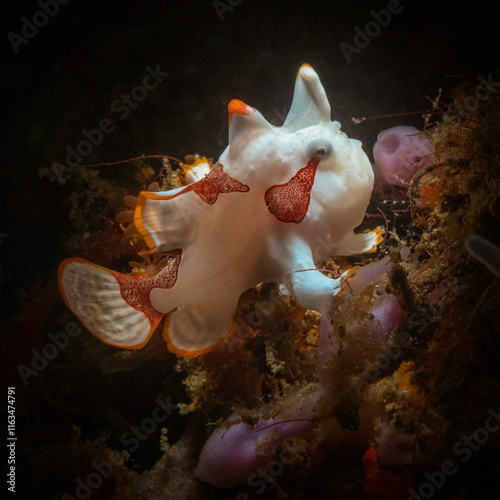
[58, 64, 381, 357]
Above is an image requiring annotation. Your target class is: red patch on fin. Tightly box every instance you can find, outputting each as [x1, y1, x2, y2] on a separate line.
[112, 249, 182, 322]
[265, 157, 319, 223]
[134, 166, 249, 252]
[186, 162, 250, 204]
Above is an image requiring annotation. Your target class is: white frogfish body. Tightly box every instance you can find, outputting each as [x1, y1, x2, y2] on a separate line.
[58, 64, 380, 357]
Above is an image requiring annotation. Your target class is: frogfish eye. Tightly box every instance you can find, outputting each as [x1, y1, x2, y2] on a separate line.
[308, 140, 333, 160]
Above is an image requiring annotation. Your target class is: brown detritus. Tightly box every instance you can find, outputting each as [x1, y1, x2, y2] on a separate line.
[389, 263, 416, 311]
[133, 161, 156, 186]
[184, 154, 196, 165]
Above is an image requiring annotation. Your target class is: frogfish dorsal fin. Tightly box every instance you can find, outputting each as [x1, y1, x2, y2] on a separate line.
[281, 64, 331, 132]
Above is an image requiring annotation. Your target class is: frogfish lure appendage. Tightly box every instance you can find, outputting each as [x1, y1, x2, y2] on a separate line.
[58, 64, 381, 357]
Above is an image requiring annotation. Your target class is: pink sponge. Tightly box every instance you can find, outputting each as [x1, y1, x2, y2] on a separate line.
[373, 126, 435, 187]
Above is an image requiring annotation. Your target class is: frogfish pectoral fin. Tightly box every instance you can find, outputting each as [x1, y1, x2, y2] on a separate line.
[330, 227, 384, 257]
[58, 258, 166, 349]
[134, 189, 204, 253]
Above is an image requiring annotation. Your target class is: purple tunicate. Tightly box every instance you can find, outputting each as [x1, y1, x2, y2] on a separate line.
[359, 387, 447, 467]
[346, 258, 401, 346]
[194, 420, 276, 488]
[338, 292, 404, 376]
[317, 258, 394, 370]
[346, 257, 391, 296]
[365, 293, 403, 344]
[194, 389, 320, 488]
[373, 126, 435, 187]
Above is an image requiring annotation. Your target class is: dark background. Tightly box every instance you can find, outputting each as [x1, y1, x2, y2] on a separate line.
[0, 0, 498, 498]
[1, 0, 497, 287]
